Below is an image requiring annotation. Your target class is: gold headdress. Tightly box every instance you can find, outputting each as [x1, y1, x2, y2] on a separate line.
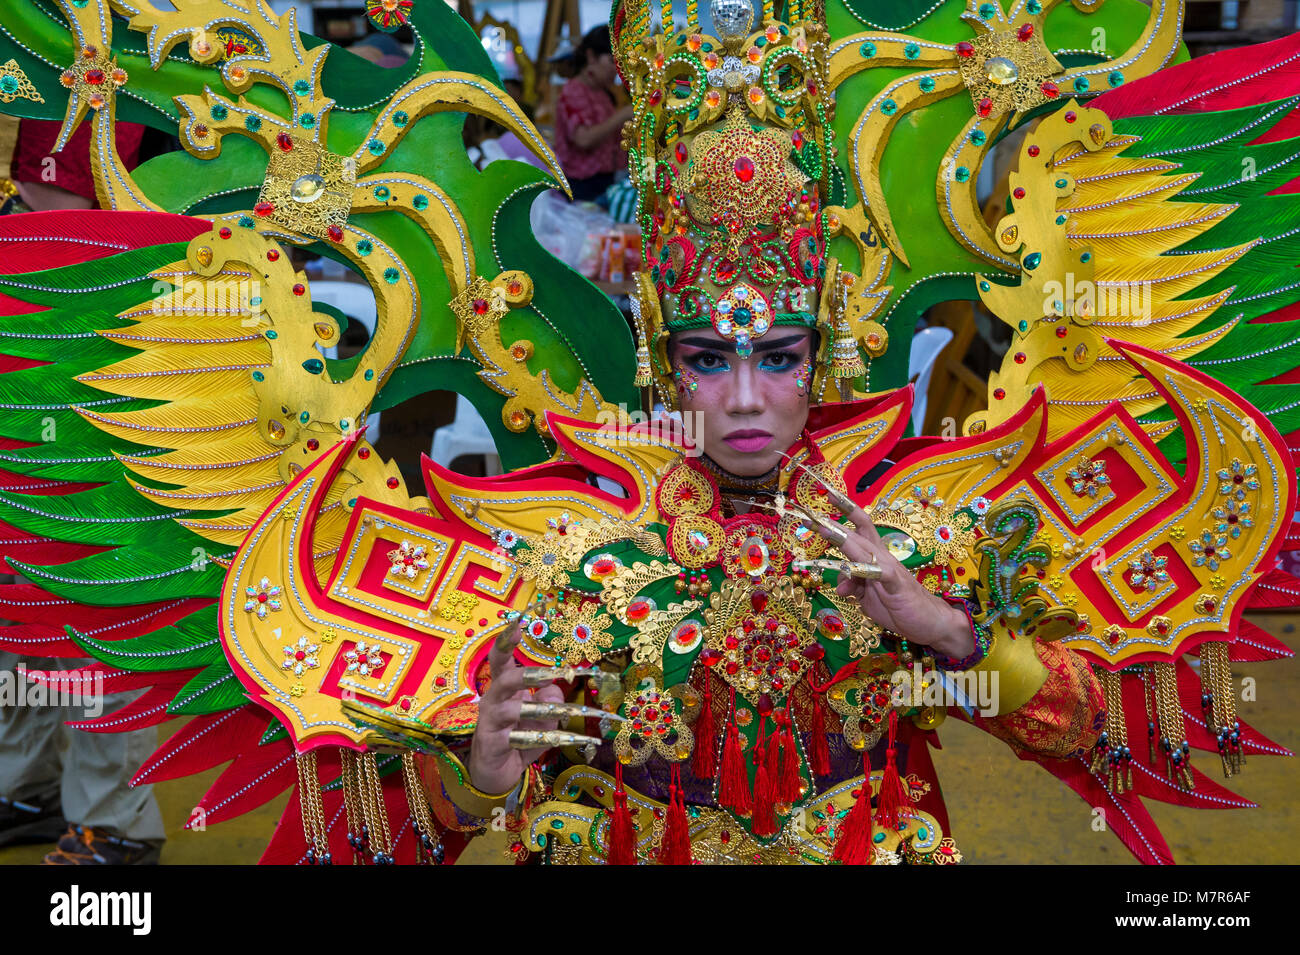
[614, 0, 869, 404]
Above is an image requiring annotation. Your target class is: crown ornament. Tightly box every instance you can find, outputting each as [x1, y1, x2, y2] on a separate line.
[616, 0, 870, 406]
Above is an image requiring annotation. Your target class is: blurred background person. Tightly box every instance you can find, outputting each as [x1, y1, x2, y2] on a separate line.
[553, 26, 631, 202]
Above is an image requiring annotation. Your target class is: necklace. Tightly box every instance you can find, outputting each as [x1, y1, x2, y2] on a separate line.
[697, 454, 780, 493]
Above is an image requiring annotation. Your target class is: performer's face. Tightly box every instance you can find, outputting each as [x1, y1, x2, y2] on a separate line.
[668, 327, 815, 477]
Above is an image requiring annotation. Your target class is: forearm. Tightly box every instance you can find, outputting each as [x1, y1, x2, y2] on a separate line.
[571, 112, 624, 151]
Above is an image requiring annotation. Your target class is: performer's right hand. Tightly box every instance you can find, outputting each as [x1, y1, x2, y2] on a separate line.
[467, 617, 565, 795]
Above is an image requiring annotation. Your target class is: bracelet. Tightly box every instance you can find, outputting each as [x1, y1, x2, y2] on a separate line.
[930, 596, 991, 671]
[427, 744, 523, 820]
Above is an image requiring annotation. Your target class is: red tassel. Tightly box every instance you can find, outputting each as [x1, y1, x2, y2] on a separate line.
[874, 710, 906, 831]
[717, 690, 752, 813]
[693, 672, 717, 780]
[750, 725, 778, 838]
[832, 753, 875, 865]
[608, 762, 637, 865]
[660, 764, 694, 865]
[777, 710, 801, 803]
[809, 690, 832, 777]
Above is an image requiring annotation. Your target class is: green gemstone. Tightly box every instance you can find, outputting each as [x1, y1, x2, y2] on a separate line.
[348, 497, 357, 508]
[293, 79, 311, 96]
[244, 115, 262, 132]
[252, 371, 264, 382]
[1080, 252, 1091, 263]
[860, 41, 876, 57]
[980, 280, 991, 292]
[873, 831, 886, 843]
[300, 113, 315, 129]
[702, 42, 713, 52]
[1055, 178, 1067, 188]
[955, 166, 970, 182]
[881, 99, 897, 116]
[1056, 214, 1067, 225]
[211, 103, 228, 121]
[904, 42, 920, 59]
[1024, 251, 1042, 270]
[339, 419, 350, 430]
[1018, 319, 1029, 332]
[299, 411, 310, 423]
[676, 35, 686, 45]
[917, 826, 928, 839]
[266, 330, 278, 339]
[550, 820, 563, 829]
[1, 76, 18, 95]
[413, 194, 428, 210]
[978, 2, 997, 18]
[374, 185, 391, 200]
[569, 833, 581, 844]
[537, 834, 547, 847]
[238, 215, 255, 228]
[970, 129, 986, 146]
[1108, 71, 1124, 87]
[364, 368, 375, 381]
[357, 239, 373, 256]
[250, 296, 263, 307]
[755, 37, 767, 48]
[393, 110, 409, 128]
[1074, 76, 1090, 92]
[919, 76, 935, 92]
[1027, 0, 1042, 11]
[367, 138, 385, 156]
[774, 105, 786, 118]
[384, 267, 400, 285]
[302, 358, 324, 375]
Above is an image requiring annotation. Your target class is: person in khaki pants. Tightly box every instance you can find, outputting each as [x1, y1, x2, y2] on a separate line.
[0, 116, 165, 863]
[0, 650, 165, 863]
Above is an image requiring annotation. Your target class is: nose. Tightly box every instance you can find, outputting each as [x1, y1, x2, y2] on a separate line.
[722, 358, 764, 417]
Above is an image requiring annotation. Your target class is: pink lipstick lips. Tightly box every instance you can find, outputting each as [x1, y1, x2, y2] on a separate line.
[722, 429, 773, 453]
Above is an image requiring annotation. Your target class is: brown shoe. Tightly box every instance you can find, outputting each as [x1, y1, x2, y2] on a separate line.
[42, 825, 161, 865]
[0, 796, 65, 847]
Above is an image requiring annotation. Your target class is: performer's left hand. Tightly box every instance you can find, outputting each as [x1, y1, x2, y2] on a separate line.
[811, 502, 976, 660]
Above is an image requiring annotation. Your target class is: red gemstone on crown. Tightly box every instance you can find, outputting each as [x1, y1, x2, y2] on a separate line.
[277, 132, 293, 151]
[1017, 23, 1034, 40]
[977, 97, 993, 117]
[472, 298, 489, 315]
[733, 156, 756, 183]
[254, 202, 275, 217]
[85, 69, 105, 85]
[956, 41, 974, 57]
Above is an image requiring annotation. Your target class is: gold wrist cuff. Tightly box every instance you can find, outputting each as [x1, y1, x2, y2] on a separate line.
[969, 616, 1048, 715]
[426, 744, 521, 819]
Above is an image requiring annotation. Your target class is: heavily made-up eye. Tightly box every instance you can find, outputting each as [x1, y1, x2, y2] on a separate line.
[758, 349, 801, 372]
[684, 350, 730, 374]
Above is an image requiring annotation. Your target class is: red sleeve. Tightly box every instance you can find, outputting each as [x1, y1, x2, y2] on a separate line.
[11, 118, 146, 202]
[971, 641, 1106, 760]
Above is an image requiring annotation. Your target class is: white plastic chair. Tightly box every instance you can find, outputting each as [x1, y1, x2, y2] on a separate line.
[908, 325, 954, 435]
[308, 280, 381, 445]
[430, 393, 502, 475]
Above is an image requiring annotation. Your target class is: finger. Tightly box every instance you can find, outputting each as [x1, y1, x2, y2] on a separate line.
[487, 618, 523, 680]
[486, 660, 525, 700]
[840, 504, 883, 544]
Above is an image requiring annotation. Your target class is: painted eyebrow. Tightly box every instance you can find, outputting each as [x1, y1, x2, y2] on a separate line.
[675, 334, 809, 354]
